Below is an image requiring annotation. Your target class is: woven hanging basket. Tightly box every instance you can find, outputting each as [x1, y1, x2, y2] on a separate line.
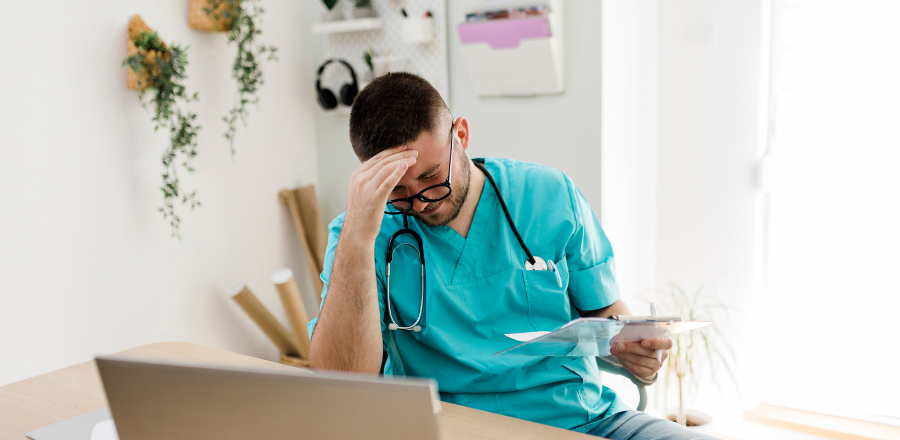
[188, 0, 239, 32]
[125, 15, 169, 91]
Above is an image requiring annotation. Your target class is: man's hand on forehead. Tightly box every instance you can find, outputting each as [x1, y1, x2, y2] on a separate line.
[344, 145, 418, 244]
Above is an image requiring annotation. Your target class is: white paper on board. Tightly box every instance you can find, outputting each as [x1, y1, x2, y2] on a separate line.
[504, 331, 551, 342]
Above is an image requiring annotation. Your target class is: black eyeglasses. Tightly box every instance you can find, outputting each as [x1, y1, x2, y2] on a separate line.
[385, 124, 455, 215]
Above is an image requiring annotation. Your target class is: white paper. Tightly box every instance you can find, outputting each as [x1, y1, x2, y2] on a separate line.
[504, 331, 550, 342]
[92, 419, 119, 440]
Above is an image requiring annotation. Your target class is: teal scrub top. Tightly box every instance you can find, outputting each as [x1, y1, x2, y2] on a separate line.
[307, 158, 629, 432]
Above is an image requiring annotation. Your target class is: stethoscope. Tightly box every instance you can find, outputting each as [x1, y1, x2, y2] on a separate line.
[385, 159, 561, 332]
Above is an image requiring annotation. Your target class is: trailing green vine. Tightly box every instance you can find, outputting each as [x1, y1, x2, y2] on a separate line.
[204, 0, 279, 156]
[123, 30, 201, 239]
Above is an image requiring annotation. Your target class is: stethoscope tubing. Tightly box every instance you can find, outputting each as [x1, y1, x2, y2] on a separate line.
[386, 242, 424, 332]
[385, 159, 558, 332]
[473, 159, 537, 266]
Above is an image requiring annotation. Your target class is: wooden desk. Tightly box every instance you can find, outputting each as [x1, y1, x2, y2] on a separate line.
[0, 342, 590, 439]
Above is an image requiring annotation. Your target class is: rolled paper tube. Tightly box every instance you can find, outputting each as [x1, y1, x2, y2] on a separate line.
[293, 186, 328, 273]
[272, 269, 311, 360]
[279, 189, 326, 298]
[229, 283, 300, 356]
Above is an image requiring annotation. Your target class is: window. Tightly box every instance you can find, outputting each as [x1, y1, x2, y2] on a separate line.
[762, 0, 900, 422]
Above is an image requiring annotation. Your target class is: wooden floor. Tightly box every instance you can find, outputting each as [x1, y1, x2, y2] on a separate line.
[698, 405, 900, 440]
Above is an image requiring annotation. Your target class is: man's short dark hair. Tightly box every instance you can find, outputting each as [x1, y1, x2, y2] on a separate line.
[349, 72, 451, 161]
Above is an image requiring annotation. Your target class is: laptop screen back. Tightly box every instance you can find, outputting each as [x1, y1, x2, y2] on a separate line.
[96, 356, 441, 440]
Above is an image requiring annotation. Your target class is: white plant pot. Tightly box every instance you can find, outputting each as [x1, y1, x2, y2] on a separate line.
[372, 56, 406, 77]
[321, 7, 343, 22]
[401, 17, 434, 44]
[351, 7, 375, 19]
[665, 409, 714, 430]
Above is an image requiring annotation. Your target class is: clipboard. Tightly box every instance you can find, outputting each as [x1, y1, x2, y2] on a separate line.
[495, 317, 711, 357]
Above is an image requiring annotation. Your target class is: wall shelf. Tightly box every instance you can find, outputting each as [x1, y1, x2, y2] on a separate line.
[312, 18, 383, 34]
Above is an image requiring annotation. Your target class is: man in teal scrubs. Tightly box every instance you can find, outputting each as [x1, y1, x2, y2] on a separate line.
[308, 73, 717, 439]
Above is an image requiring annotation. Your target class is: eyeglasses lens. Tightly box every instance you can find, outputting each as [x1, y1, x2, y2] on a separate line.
[421, 185, 451, 202]
[388, 200, 412, 213]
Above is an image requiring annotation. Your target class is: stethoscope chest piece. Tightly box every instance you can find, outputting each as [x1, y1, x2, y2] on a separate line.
[524, 255, 548, 271]
[525, 256, 563, 288]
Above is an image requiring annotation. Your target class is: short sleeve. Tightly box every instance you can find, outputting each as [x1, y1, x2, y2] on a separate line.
[306, 215, 388, 342]
[563, 176, 620, 311]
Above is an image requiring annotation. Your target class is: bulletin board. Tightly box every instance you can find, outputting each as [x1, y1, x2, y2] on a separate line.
[316, 0, 449, 105]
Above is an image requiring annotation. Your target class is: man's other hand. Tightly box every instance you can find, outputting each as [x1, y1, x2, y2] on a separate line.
[609, 338, 672, 378]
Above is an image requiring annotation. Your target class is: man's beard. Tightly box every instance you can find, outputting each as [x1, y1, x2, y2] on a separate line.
[410, 151, 471, 227]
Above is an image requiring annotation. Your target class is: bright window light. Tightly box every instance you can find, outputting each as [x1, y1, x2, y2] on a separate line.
[763, 0, 900, 422]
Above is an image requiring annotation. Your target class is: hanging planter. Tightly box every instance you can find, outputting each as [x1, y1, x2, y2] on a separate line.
[188, 0, 238, 32]
[122, 15, 201, 239]
[196, 0, 278, 156]
[125, 16, 166, 91]
[351, 0, 375, 19]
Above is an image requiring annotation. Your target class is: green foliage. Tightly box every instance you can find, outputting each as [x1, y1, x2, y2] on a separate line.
[205, 0, 279, 157]
[354, 0, 372, 8]
[363, 48, 374, 72]
[123, 31, 201, 239]
[642, 282, 739, 426]
[322, 0, 339, 11]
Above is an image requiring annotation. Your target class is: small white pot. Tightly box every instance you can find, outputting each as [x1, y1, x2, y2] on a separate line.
[321, 7, 343, 22]
[372, 56, 406, 77]
[401, 17, 434, 44]
[351, 7, 375, 19]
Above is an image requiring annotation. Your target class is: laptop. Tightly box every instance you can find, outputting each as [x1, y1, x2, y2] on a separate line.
[27, 355, 442, 440]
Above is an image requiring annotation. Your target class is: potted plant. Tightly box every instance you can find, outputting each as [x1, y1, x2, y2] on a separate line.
[643, 282, 739, 428]
[196, 0, 278, 156]
[352, 0, 375, 18]
[321, 0, 342, 22]
[361, 48, 375, 83]
[188, 0, 237, 31]
[122, 15, 201, 239]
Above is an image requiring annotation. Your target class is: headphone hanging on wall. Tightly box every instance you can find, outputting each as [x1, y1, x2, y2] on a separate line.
[316, 59, 359, 110]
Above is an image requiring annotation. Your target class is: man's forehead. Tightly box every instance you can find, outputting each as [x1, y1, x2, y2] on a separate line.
[394, 130, 448, 187]
[404, 128, 445, 151]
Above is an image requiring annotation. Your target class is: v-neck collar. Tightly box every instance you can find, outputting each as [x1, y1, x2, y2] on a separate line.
[449, 161, 498, 284]
[415, 159, 499, 285]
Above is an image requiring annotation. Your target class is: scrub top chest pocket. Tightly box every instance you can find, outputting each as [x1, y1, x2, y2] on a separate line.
[523, 257, 571, 331]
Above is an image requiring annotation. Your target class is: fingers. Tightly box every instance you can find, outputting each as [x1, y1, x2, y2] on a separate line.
[375, 160, 410, 196]
[615, 349, 667, 367]
[611, 341, 657, 358]
[620, 358, 660, 379]
[361, 151, 418, 181]
[359, 145, 411, 172]
[641, 338, 673, 350]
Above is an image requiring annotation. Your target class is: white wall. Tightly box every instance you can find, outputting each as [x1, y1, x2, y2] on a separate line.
[599, 0, 659, 302]
[0, 0, 320, 386]
[655, 0, 763, 417]
[600, 0, 766, 418]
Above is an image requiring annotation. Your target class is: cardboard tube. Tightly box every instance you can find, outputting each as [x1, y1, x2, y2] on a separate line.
[280, 189, 326, 299]
[272, 269, 311, 360]
[294, 186, 328, 273]
[229, 283, 299, 356]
